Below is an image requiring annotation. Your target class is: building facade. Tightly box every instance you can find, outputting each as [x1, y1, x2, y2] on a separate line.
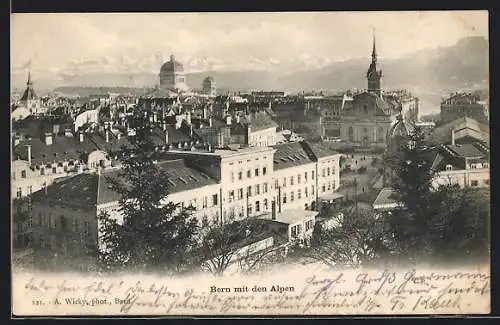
[440, 92, 488, 124]
[159, 54, 189, 92]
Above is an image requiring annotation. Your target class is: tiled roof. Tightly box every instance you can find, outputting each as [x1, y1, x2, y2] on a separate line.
[444, 143, 487, 159]
[230, 112, 278, 132]
[429, 117, 489, 145]
[31, 173, 100, 210]
[272, 142, 314, 170]
[13, 135, 101, 166]
[97, 159, 218, 205]
[300, 141, 339, 159]
[373, 187, 401, 209]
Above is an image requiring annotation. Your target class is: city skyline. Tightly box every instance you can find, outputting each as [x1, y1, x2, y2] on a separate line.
[12, 11, 488, 78]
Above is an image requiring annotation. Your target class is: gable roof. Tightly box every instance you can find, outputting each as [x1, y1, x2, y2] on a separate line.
[272, 142, 314, 170]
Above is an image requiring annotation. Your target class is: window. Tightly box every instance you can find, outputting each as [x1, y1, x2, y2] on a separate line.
[52, 167, 57, 174]
[471, 180, 479, 187]
[291, 226, 298, 237]
[238, 188, 244, 200]
[485, 179, 490, 185]
[312, 171, 315, 180]
[28, 186, 32, 195]
[263, 199, 268, 210]
[202, 196, 208, 208]
[291, 191, 295, 202]
[12, 172, 15, 181]
[283, 177, 287, 187]
[247, 205, 252, 216]
[445, 164, 453, 171]
[229, 190, 235, 202]
[263, 183, 268, 193]
[72, 219, 79, 233]
[231, 172, 235, 182]
[40, 168, 45, 176]
[38, 212, 43, 225]
[297, 224, 302, 234]
[290, 176, 294, 186]
[297, 174, 301, 184]
[255, 184, 260, 195]
[255, 168, 259, 177]
[247, 170, 251, 178]
[348, 126, 354, 142]
[263, 167, 267, 175]
[255, 201, 260, 212]
[83, 221, 90, 239]
[16, 187, 22, 198]
[363, 105, 368, 114]
[305, 187, 308, 197]
[298, 189, 302, 199]
[483, 163, 489, 168]
[305, 220, 314, 231]
[238, 171, 243, 180]
[322, 185, 326, 193]
[21, 170, 26, 178]
[328, 183, 331, 191]
[247, 186, 252, 197]
[212, 194, 218, 206]
[283, 193, 287, 204]
[322, 168, 326, 177]
[304, 172, 308, 182]
[60, 216, 67, 231]
[327, 168, 331, 176]
[275, 180, 279, 189]
[64, 165, 68, 172]
[312, 186, 315, 195]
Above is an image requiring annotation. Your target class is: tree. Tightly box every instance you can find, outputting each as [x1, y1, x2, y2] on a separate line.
[98, 106, 199, 273]
[307, 205, 394, 268]
[387, 127, 490, 261]
[387, 126, 438, 258]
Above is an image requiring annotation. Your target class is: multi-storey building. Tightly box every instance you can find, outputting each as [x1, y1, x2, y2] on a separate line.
[21, 141, 340, 268]
[440, 92, 488, 124]
[159, 54, 189, 92]
[430, 142, 490, 189]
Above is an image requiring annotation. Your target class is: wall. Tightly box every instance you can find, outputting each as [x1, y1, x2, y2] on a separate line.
[274, 163, 317, 211]
[432, 168, 490, 189]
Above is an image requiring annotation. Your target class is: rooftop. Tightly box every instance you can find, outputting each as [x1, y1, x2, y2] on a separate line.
[272, 142, 314, 170]
[372, 187, 402, 210]
[260, 209, 318, 225]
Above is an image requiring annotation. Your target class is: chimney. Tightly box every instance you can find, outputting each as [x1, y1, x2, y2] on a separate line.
[117, 132, 121, 140]
[451, 128, 455, 146]
[162, 120, 167, 131]
[44, 133, 53, 146]
[203, 107, 208, 119]
[236, 115, 241, 123]
[26, 144, 32, 167]
[209, 117, 213, 127]
[226, 115, 232, 125]
[271, 200, 276, 220]
[153, 111, 158, 123]
[165, 130, 169, 144]
[186, 111, 192, 125]
[105, 128, 110, 143]
[208, 143, 212, 152]
[79, 132, 84, 143]
[190, 124, 193, 137]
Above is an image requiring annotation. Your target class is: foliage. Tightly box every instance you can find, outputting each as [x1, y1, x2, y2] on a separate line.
[387, 126, 490, 260]
[357, 166, 367, 174]
[97, 106, 199, 273]
[196, 218, 283, 276]
[308, 205, 394, 268]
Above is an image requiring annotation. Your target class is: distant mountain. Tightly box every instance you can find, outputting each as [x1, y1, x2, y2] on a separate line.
[13, 37, 488, 113]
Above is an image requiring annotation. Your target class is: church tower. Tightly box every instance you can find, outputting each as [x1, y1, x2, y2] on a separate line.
[20, 71, 41, 114]
[366, 31, 382, 96]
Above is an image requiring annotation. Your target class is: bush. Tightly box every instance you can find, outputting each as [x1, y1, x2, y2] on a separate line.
[358, 166, 367, 174]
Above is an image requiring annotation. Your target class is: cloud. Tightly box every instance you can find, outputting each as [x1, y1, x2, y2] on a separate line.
[11, 11, 488, 77]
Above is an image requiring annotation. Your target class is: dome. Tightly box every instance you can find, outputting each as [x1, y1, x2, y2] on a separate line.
[388, 115, 408, 139]
[160, 54, 184, 73]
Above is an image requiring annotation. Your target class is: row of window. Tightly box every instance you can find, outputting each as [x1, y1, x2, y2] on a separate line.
[13, 162, 80, 180]
[278, 171, 316, 188]
[29, 212, 91, 235]
[230, 166, 268, 182]
[282, 186, 315, 204]
[228, 183, 269, 202]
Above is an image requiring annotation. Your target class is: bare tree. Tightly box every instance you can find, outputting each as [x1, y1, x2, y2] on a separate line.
[307, 208, 393, 268]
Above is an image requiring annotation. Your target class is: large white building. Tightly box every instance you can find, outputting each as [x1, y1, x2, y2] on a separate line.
[21, 141, 341, 266]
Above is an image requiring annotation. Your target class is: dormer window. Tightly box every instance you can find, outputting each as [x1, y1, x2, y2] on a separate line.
[483, 163, 489, 168]
[445, 164, 453, 171]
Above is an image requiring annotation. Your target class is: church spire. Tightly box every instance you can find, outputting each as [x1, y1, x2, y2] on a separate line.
[371, 29, 377, 62]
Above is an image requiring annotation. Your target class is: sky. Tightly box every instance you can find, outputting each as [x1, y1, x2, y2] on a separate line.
[11, 11, 488, 77]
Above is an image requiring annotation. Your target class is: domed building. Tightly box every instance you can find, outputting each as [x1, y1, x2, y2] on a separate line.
[382, 114, 411, 185]
[159, 54, 189, 92]
[202, 76, 216, 97]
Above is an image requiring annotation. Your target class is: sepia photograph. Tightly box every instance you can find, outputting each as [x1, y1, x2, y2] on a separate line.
[11, 11, 490, 316]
